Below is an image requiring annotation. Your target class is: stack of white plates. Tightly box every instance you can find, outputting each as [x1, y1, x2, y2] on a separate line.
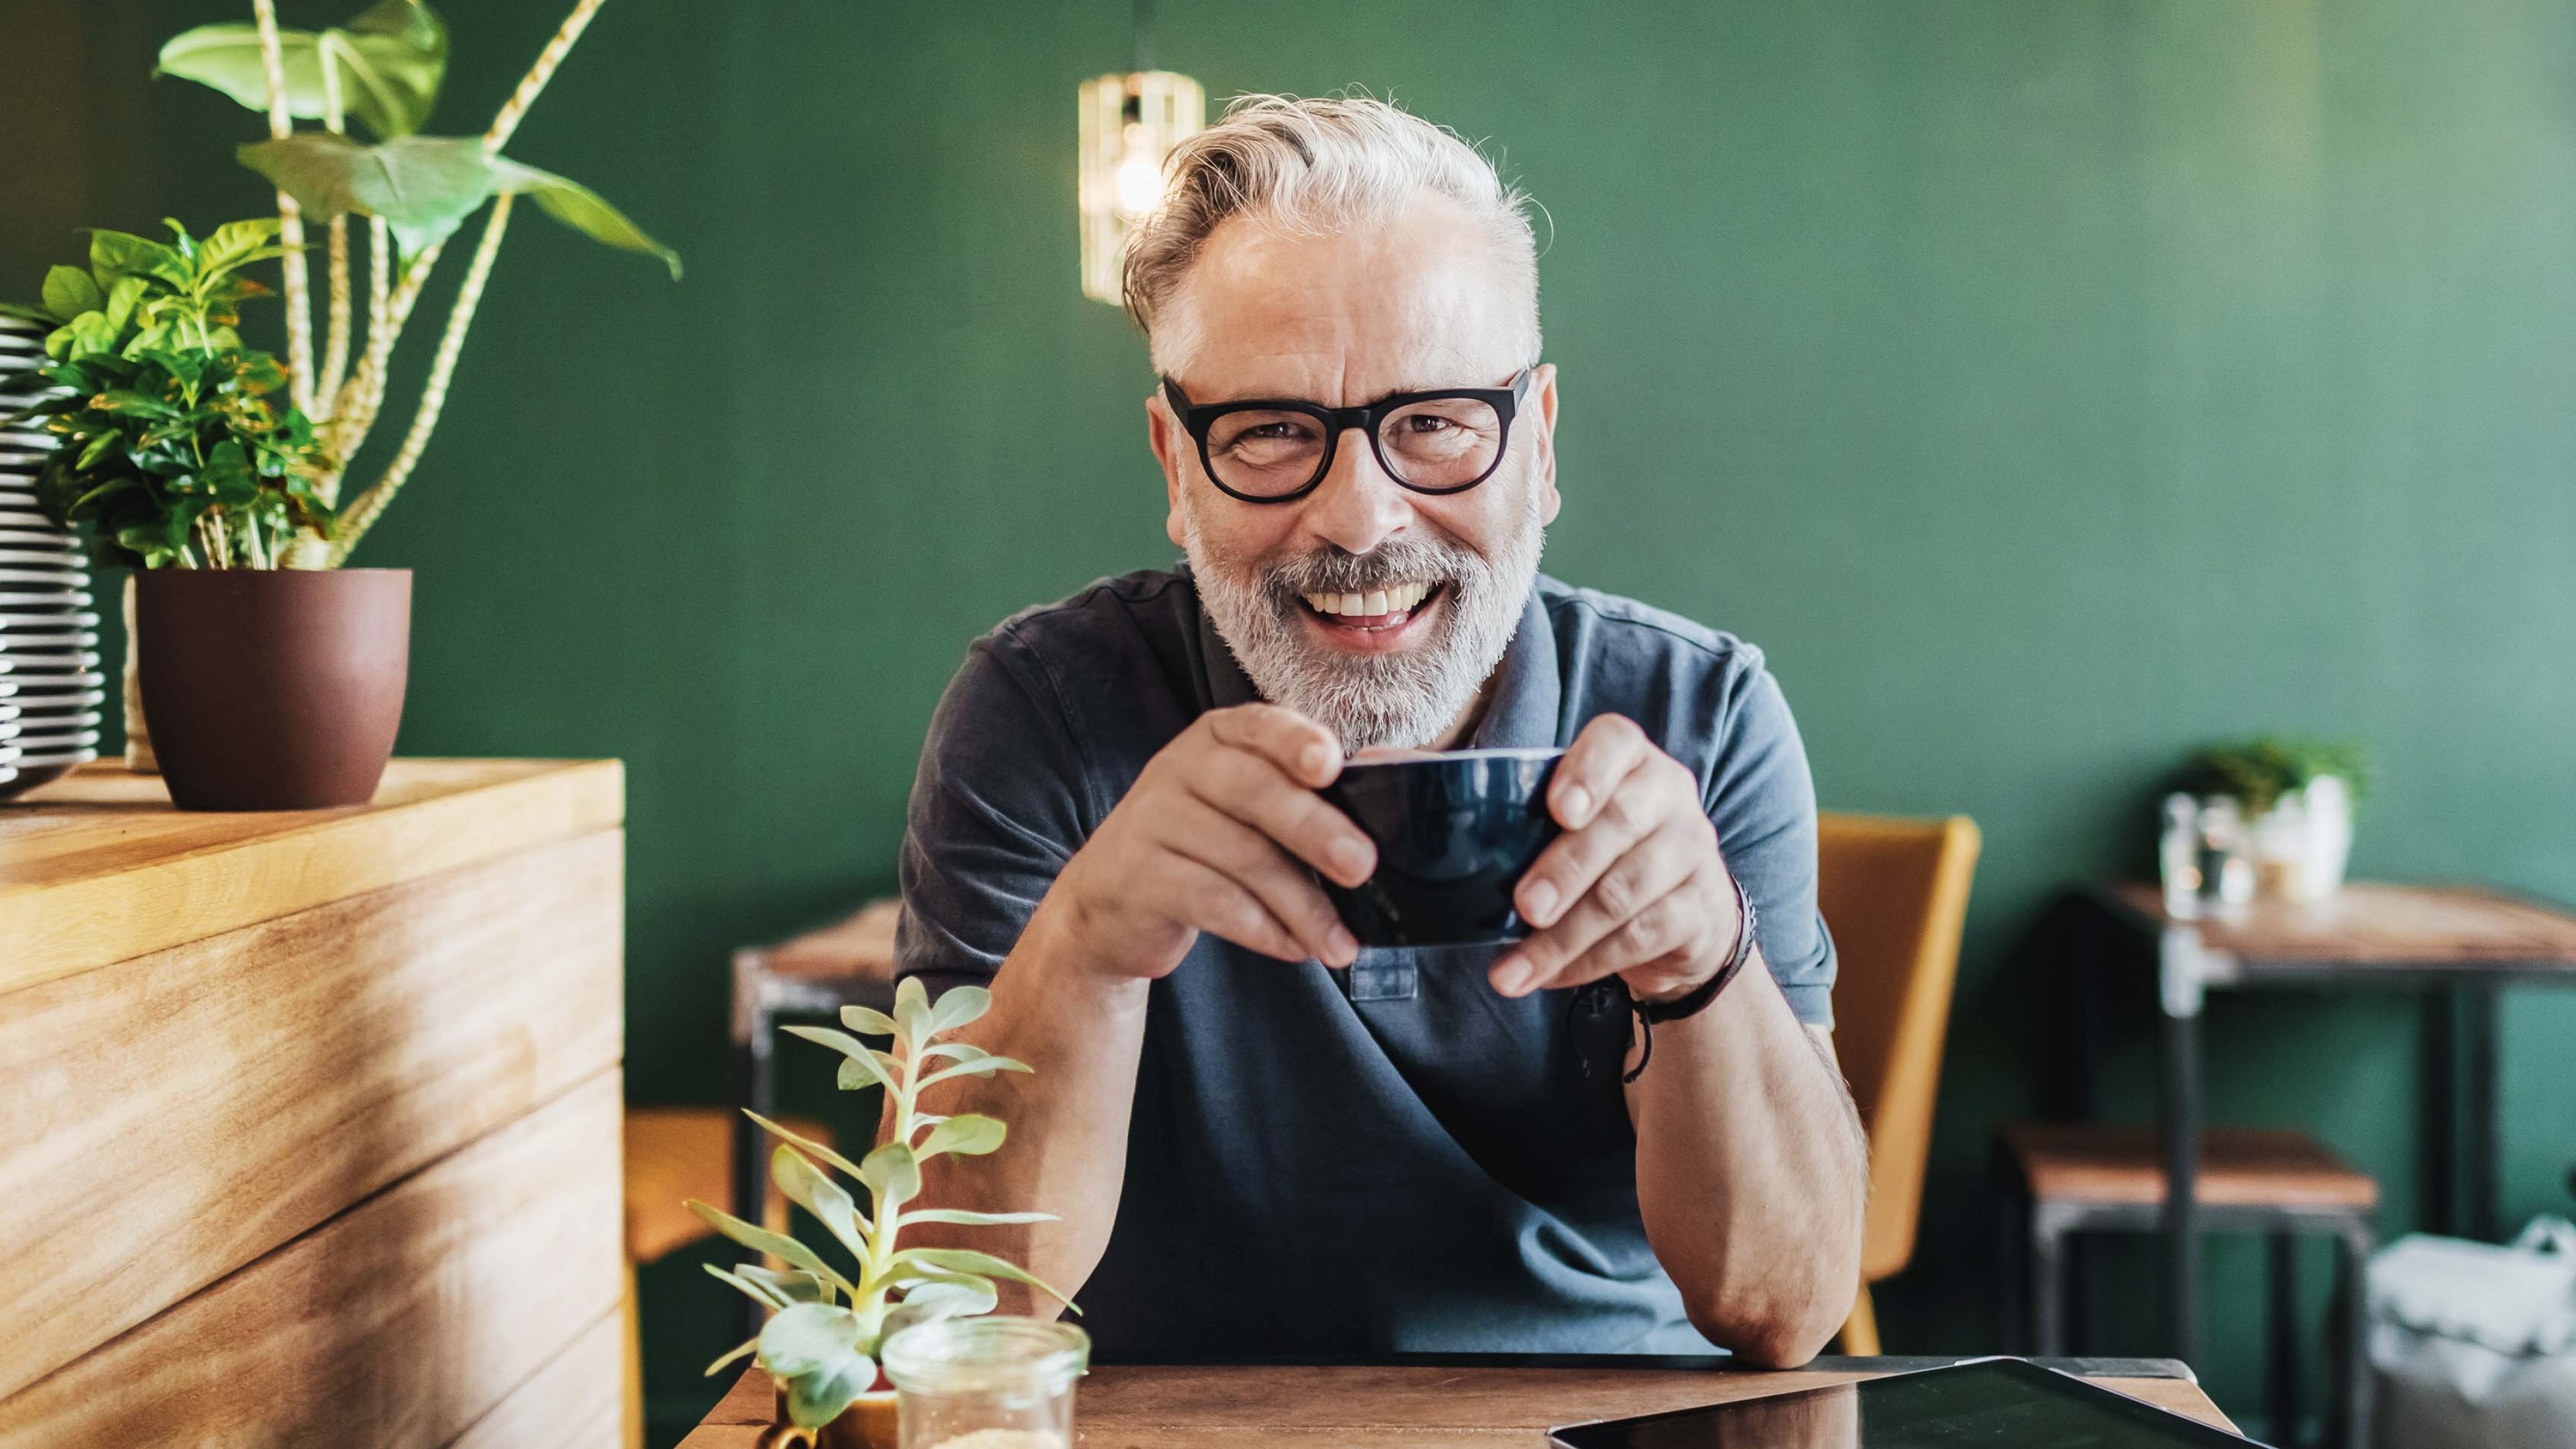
[0, 315, 103, 798]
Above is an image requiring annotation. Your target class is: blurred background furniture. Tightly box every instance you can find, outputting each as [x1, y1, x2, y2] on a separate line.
[0, 759, 625, 1447]
[726, 898, 900, 1336]
[2000, 1124, 2375, 1449]
[1815, 812, 1982, 1354]
[622, 1108, 835, 1449]
[2069, 882, 2576, 1368]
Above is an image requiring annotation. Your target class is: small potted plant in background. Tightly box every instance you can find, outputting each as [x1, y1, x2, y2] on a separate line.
[0, 0, 675, 809]
[2182, 736, 2369, 903]
[691, 977, 1081, 1449]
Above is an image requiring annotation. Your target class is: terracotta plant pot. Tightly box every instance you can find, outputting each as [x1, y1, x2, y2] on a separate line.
[132, 568, 411, 811]
[756, 1387, 898, 1449]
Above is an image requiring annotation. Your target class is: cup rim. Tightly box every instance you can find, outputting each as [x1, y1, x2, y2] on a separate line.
[1335, 745, 1565, 771]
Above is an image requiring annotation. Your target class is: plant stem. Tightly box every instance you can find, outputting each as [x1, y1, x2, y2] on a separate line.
[486, 0, 608, 156]
[250, 0, 315, 418]
[328, 195, 514, 564]
[317, 44, 352, 415]
[322, 243, 441, 480]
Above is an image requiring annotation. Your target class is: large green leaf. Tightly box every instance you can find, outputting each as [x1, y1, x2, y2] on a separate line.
[781, 1351, 875, 1430]
[683, 1199, 855, 1296]
[41, 266, 101, 322]
[757, 1301, 862, 1379]
[238, 133, 495, 256]
[890, 1247, 1076, 1310]
[743, 1109, 869, 1181]
[771, 1144, 869, 1258]
[859, 1141, 920, 1210]
[489, 158, 682, 279]
[928, 984, 992, 1034]
[841, 1004, 900, 1038]
[158, 0, 447, 140]
[894, 976, 933, 1044]
[916, 1113, 1006, 1159]
[735, 1264, 837, 1306]
[781, 1025, 901, 1094]
[899, 1207, 1058, 1227]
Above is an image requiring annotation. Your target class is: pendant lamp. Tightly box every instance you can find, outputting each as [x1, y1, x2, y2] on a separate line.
[1079, 1, 1203, 304]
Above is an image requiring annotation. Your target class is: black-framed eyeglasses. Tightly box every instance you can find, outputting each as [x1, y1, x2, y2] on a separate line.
[1161, 369, 1534, 504]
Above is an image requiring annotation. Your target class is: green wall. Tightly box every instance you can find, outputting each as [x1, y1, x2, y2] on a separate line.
[9, 0, 2575, 1434]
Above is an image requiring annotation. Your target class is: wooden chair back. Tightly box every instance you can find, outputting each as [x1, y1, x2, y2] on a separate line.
[1816, 812, 1981, 1285]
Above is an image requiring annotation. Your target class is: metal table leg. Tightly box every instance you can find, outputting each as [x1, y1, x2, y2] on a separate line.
[2157, 926, 2206, 1368]
[2465, 985, 2500, 1241]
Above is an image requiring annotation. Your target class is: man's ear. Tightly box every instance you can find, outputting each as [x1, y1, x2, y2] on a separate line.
[1147, 390, 1189, 548]
[1531, 362, 1562, 525]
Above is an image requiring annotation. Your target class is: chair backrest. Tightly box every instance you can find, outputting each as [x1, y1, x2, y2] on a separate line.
[1815, 811, 1980, 1284]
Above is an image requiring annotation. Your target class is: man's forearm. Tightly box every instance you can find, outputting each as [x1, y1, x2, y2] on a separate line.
[1627, 956, 1867, 1366]
[902, 890, 1151, 1311]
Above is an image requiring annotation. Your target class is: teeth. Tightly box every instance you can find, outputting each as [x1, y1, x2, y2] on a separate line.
[1302, 582, 1435, 618]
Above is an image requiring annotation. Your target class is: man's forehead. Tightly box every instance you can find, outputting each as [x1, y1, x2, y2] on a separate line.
[1167, 202, 1526, 401]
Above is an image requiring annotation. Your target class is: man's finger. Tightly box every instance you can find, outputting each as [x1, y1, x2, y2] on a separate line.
[1501, 814, 1705, 985]
[1513, 871, 1715, 996]
[1152, 853, 1307, 963]
[1513, 755, 1677, 929]
[1204, 702, 1344, 787]
[1161, 795, 1360, 967]
[1548, 714, 1654, 828]
[1189, 746, 1377, 887]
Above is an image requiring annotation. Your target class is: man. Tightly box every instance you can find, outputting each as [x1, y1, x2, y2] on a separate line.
[898, 95, 1864, 1366]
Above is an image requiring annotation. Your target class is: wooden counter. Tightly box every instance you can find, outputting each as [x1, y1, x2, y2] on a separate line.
[0, 760, 627, 1448]
[680, 1357, 2242, 1446]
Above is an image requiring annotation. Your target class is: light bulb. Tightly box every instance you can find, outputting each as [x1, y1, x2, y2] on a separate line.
[1115, 121, 1163, 215]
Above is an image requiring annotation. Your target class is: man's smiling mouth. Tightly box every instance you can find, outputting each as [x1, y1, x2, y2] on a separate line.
[1299, 580, 1436, 621]
[1295, 580, 1446, 643]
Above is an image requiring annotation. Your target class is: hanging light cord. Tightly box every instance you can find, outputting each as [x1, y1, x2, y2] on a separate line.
[1132, 0, 1156, 73]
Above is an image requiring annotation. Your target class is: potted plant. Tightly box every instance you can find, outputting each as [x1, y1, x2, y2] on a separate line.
[690, 977, 1075, 1448]
[0, 0, 675, 808]
[2182, 736, 2369, 902]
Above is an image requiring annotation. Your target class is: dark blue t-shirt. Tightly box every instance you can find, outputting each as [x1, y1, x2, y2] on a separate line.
[895, 566, 1835, 1360]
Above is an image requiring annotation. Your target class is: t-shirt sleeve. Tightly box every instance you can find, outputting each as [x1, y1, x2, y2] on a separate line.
[894, 630, 1092, 996]
[1704, 662, 1837, 1028]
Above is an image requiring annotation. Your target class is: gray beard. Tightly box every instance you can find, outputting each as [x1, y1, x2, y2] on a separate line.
[1184, 497, 1544, 752]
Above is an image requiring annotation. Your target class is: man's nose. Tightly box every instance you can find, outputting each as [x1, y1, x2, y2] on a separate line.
[1299, 427, 1413, 555]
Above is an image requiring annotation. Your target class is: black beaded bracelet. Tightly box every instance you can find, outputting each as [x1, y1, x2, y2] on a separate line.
[1621, 873, 1758, 1083]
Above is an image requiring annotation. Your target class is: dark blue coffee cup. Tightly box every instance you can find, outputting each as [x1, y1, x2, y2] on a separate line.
[1317, 747, 1566, 947]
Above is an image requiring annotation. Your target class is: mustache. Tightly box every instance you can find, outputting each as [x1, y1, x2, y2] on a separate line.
[1256, 537, 1483, 600]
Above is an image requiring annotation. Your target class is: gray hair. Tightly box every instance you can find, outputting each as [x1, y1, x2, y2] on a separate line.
[1123, 93, 1543, 373]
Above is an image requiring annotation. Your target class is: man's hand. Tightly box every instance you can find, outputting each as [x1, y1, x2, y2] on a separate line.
[1049, 702, 1375, 980]
[1489, 714, 1741, 1003]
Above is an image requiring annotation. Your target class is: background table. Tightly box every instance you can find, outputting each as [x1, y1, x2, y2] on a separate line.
[678, 1356, 2239, 1446]
[2075, 880, 2576, 1366]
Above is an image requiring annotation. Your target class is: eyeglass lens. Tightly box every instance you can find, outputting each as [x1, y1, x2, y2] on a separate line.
[1203, 396, 1507, 497]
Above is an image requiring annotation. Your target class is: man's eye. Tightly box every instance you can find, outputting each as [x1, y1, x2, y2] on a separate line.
[1400, 415, 1456, 434]
[1240, 422, 1304, 441]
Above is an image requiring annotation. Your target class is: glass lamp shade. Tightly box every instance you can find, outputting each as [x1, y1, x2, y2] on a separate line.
[1079, 70, 1205, 304]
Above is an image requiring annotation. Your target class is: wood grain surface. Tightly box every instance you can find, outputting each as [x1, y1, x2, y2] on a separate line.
[2003, 1123, 2379, 1210]
[0, 830, 624, 1402]
[2107, 880, 2576, 967]
[0, 758, 625, 994]
[449, 1308, 626, 1449]
[678, 1361, 2241, 1447]
[0, 1071, 625, 1449]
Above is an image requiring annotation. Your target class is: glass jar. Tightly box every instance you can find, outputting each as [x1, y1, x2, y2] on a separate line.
[880, 1317, 1089, 1449]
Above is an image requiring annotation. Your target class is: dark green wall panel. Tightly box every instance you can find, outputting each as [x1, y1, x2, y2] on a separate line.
[8, 1, 2573, 1426]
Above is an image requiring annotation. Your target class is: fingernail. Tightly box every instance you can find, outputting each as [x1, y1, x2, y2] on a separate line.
[1558, 786, 1593, 823]
[1521, 881, 1558, 925]
[1329, 926, 1359, 964]
[1330, 838, 1371, 880]
[1491, 955, 1532, 996]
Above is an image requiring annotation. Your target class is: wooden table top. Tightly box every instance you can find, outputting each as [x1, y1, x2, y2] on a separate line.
[2096, 879, 2576, 975]
[0, 758, 622, 993]
[678, 1358, 2241, 1446]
